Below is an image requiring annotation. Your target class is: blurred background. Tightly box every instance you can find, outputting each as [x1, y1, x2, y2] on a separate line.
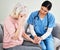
[0, 0, 60, 24]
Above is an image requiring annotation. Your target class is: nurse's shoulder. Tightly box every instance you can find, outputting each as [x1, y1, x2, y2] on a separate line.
[48, 12, 55, 19]
[29, 10, 39, 18]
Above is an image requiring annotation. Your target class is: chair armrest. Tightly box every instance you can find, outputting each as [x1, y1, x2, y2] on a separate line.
[52, 23, 60, 39]
[0, 24, 3, 43]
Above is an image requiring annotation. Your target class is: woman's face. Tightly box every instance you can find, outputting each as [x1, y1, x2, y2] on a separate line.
[40, 6, 49, 15]
[18, 12, 27, 20]
[12, 10, 27, 20]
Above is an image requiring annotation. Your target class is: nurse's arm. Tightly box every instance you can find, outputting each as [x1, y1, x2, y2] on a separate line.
[29, 24, 37, 36]
[41, 28, 53, 40]
[29, 24, 40, 44]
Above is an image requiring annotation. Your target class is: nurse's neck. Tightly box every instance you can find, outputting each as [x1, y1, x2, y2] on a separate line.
[39, 13, 45, 18]
[39, 12, 46, 20]
[39, 11, 46, 19]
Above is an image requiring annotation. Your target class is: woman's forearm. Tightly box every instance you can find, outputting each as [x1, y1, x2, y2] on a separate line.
[22, 33, 34, 42]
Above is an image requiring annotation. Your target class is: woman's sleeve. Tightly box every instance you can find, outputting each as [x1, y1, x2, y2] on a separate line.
[4, 20, 15, 42]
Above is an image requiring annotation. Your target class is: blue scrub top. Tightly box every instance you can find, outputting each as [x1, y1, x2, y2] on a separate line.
[27, 11, 55, 36]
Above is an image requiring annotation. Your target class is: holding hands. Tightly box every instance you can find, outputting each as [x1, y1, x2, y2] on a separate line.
[32, 35, 42, 44]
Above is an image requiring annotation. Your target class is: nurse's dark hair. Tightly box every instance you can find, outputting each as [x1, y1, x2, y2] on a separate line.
[41, 0, 52, 10]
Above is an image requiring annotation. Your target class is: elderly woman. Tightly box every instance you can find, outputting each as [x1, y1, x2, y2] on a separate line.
[3, 3, 34, 50]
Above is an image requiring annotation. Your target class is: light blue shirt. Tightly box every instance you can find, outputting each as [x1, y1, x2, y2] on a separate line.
[27, 11, 55, 36]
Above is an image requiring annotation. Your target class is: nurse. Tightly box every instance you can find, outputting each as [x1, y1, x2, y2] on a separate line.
[27, 1, 55, 50]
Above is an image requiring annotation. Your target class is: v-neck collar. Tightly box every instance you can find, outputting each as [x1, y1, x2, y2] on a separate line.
[38, 14, 47, 22]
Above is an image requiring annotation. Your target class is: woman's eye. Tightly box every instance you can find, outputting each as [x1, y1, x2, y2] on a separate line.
[21, 16, 23, 17]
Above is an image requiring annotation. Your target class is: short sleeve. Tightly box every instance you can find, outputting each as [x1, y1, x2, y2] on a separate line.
[48, 13, 55, 28]
[3, 18, 16, 42]
[27, 13, 34, 25]
[4, 19, 15, 36]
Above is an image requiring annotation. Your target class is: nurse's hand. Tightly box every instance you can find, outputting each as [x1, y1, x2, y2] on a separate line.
[34, 35, 42, 44]
[34, 35, 40, 44]
[37, 37, 43, 44]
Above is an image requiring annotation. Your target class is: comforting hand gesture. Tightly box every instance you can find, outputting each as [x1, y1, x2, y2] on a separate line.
[33, 35, 42, 44]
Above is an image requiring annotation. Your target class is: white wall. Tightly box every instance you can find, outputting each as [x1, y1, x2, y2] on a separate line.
[0, 0, 60, 24]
